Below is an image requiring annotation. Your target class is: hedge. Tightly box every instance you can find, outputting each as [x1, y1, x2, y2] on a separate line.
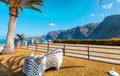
[53, 39, 120, 46]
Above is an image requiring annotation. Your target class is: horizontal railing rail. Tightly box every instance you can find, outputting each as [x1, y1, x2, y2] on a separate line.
[20, 43, 120, 64]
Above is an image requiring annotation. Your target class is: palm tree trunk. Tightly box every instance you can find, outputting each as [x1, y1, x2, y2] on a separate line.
[17, 40, 21, 48]
[2, 15, 17, 54]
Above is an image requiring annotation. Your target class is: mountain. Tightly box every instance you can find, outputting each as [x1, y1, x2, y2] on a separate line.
[80, 23, 99, 37]
[43, 14, 120, 40]
[57, 23, 99, 39]
[89, 14, 120, 39]
[56, 26, 85, 39]
[42, 30, 63, 41]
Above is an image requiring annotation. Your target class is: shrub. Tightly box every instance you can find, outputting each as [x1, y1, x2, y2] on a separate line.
[53, 39, 120, 46]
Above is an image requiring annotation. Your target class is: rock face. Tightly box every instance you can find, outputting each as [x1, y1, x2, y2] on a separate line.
[43, 14, 120, 40]
[89, 15, 120, 39]
[43, 30, 63, 41]
[57, 23, 99, 39]
[56, 27, 85, 39]
[80, 23, 99, 37]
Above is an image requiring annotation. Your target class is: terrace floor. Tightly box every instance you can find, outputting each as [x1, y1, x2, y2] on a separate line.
[0, 49, 120, 76]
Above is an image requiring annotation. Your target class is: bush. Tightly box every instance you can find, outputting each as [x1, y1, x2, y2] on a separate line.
[53, 39, 120, 46]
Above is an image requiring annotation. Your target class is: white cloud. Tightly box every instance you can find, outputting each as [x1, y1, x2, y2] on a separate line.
[91, 14, 96, 17]
[102, 3, 113, 9]
[117, 0, 120, 2]
[48, 23, 56, 27]
[90, 13, 104, 17]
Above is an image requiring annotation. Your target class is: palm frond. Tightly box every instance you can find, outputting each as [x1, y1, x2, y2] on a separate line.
[14, 38, 19, 42]
[0, 0, 10, 5]
[19, 0, 44, 12]
[20, 7, 24, 12]
[100, 0, 102, 5]
[16, 34, 21, 38]
[29, 0, 44, 6]
[16, 33, 25, 41]
[31, 4, 42, 12]
[0, 0, 44, 12]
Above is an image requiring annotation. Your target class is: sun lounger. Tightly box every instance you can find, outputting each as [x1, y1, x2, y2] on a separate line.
[22, 49, 63, 76]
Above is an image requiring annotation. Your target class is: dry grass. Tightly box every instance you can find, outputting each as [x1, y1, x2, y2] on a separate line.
[0, 49, 120, 76]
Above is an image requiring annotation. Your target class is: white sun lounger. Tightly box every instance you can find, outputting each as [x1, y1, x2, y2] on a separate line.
[22, 49, 63, 76]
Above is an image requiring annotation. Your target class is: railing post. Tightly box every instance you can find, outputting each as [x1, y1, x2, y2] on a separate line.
[63, 44, 65, 55]
[27, 44, 29, 50]
[36, 43, 38, 51]
[47, 43, 49, 52]
[87, 46, 90, 59]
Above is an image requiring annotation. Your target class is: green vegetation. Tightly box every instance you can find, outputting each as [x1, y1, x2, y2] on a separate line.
[53, 38, 120, 46]
[14, 33, 25, 44]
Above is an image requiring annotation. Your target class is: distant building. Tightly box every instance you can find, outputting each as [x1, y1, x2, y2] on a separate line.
[22, 36, 43, 44]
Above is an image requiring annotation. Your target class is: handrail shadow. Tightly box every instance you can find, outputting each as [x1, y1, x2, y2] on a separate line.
[45, 65, 85, 72]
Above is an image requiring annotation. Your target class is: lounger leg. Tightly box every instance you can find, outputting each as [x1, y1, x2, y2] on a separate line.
[38, 73, 42, 76]
[56, 62, 62, 70]
[57, 66, 60, 70]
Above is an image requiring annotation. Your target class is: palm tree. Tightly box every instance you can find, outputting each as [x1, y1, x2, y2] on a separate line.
[0, 0, 44, 54]
[16, 33, 25, 45]
[14, 33, 25, 48]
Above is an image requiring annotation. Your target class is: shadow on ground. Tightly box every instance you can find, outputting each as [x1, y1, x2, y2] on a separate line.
[0, 55, 26, 76]
[0, 52, 2, 55]
[0, 55, 84, 76]
[45, 65, 85, 72]
[61, 66, 85, 69]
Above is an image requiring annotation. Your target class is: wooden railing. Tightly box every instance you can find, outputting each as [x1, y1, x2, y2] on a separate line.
[20, 43, 120, 64]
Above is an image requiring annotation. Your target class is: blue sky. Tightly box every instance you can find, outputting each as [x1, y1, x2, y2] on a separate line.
[0, 0, 120, 39]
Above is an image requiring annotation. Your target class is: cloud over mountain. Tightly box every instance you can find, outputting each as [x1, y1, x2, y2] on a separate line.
[102, 3, 113, 9]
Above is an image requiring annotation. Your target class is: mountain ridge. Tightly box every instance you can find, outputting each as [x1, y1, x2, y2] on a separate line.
[43, 14, 120, 41]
